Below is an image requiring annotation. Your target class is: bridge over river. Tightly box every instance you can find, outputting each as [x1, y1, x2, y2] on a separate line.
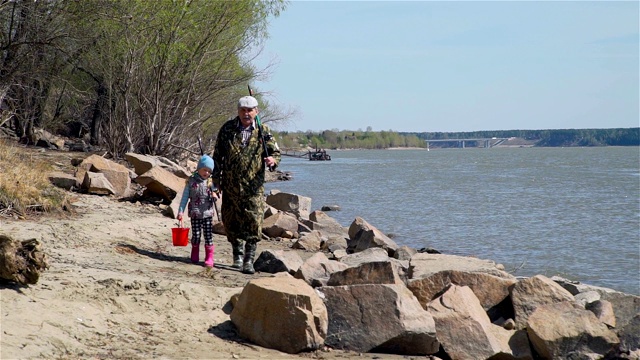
[425, 138, 510, 149]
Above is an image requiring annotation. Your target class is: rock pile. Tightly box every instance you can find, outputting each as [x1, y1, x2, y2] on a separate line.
[238, 189, 639, 359]
[46, 152, 639, 359]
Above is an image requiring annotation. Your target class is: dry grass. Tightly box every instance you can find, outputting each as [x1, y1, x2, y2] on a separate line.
[0, 140, 70, 218]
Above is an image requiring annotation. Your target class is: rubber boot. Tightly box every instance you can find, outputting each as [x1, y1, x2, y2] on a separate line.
[204, 245, 215, 268]
[190, 244, 200, 264]
[242, 242, 257, 274]
[231, 243, 244, 269]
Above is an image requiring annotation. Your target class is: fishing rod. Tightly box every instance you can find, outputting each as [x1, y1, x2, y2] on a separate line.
[197, 136, 204, 156]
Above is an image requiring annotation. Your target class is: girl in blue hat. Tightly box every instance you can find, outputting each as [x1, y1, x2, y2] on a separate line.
[177, 155, 219, 267]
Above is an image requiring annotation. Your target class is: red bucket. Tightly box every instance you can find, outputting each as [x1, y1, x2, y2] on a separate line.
[171, 227, 190, 246]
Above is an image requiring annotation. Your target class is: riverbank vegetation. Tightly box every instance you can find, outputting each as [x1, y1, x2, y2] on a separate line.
[0, 141, 69, 218]
[1, 0, 287, 159]
[410, 127, 640, 147]
[276, 129, 428, 149]
[274, 127, 639, 150]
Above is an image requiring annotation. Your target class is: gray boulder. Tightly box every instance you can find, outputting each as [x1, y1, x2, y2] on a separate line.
[526, 301, 619, 359]
[82, 172, 115, 196]
[347, 217, 398, 256]
[135, 166, 186, 203]
[318, 283, 439, 355]
[253, 249, 304, 275]
[48, 171, 79, 190]
[427, 285, 533, 360]
[266, 192, 312, 219]
[262, 212, 299, 238]
[327, 260, 404, 287]
[408, 269, 516, 311]
[294, 252, 348, 287]
[511, 275, 575, 329]
[76, 154, 131, 197]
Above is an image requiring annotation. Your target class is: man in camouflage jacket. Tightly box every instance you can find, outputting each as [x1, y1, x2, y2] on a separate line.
[211, 96, 281, 274]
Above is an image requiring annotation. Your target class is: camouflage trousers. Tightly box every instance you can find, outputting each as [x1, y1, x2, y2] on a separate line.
[221, 189, 264, 247]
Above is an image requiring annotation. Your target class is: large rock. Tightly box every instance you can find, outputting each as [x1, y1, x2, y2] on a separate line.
[48, 171, 79, 190]
[393, 245, 417, 261]
[318, 283, 439, 355]
[409, 253, 510, 279]
[327, 260, 404, 286]
[551, 275, 618, 297]
[598, 291, 640, 330]
[262, 212, 299, 238]
[32, 128, 65, 149]
[82, 171, 116, 195]
[617, 314, 640, 353]
[585, 300, 616, 328]
[292, 230, 322, 251]
[305, 210, 348, 239]
[526, 301, 619, 359]
[76, 154, 131, 197]
[427, 285, 532, 360]
[266, 192, 312, 219]
[408, 269, 516, 311]
[135, 165, 186, 202]
[347, 217, 398, 256]
[339, 247, 390, 266]
[294, 252, 349, 287]
[125, 152, 190, 178]
[321, 236, 348, 253]
[230, 276, 327, 354]
[98, 169, 132, 197]
[511, 275, 575, 329]
[253, 249, 304, 275]
[488, 327, 533, 360]
[553, 276, 640, 330]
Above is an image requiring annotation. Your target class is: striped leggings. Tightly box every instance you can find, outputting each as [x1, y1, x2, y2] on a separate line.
[190, 217, 213, 246]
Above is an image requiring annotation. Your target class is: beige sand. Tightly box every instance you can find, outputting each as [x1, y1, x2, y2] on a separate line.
[1, 193, 408, 359]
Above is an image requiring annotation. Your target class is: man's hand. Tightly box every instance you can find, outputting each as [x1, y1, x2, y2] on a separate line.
[265, 156, 276, 168]
[177, 213, 183, 221]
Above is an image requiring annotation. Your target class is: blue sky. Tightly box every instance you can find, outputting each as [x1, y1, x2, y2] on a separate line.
[254, 1, 639, 133]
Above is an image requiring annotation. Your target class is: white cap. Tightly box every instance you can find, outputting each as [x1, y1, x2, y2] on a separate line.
[238, 96, 258, 108]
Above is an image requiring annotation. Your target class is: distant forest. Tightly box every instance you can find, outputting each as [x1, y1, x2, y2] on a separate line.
[407, 128, 640, 147]
[275, 127, 640, 150]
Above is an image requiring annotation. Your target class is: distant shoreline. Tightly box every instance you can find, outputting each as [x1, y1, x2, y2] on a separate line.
[387, 147, 426, 150]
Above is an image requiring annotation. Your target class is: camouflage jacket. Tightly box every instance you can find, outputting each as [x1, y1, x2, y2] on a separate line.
[211, 117, 281, 197]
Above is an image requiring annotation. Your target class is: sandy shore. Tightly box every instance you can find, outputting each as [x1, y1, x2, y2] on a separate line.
[0, 193, 413, 359]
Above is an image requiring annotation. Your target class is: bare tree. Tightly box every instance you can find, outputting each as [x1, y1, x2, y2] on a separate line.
[71, 0, 287, 158]
[1, 0, 291, 157]
[0, 0, 103, 143]
[0, 0, 63, 142]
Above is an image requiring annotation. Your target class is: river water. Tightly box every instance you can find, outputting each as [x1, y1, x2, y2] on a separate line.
[265, 147, 640, 295]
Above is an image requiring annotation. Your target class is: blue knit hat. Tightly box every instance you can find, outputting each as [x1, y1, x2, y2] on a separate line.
[197, 155, 214, 171]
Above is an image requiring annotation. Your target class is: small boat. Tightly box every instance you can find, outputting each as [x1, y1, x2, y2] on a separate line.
[308, 149, 331, 161]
